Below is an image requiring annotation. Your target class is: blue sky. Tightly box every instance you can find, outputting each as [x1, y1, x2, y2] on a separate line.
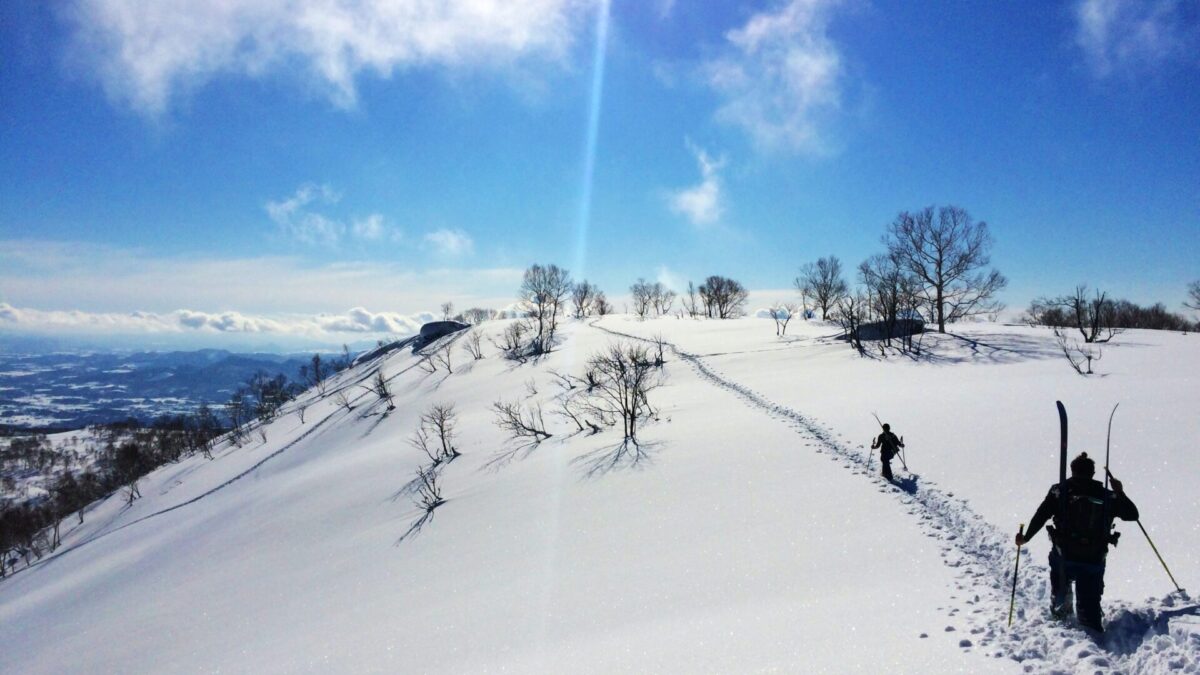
[1, 0, 1198, 349]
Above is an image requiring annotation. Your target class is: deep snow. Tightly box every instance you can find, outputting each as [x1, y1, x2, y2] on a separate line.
[0, 317, 1196, 673]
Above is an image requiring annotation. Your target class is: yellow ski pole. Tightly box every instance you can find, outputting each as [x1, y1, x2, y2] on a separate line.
[1009, 524, 1024, 627]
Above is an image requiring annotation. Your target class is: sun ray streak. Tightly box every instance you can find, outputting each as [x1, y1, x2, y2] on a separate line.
[573, 0, 611, 282]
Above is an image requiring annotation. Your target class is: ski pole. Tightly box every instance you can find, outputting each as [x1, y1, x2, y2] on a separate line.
[1107, 468, 1183, 593]
[898, 435, 909, 472]
[1009, 523, 1024, 627]
[1137, 520, 1183, 593]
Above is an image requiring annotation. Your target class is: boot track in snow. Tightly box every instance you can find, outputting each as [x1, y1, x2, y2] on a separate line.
[592, 320, 1197, 674]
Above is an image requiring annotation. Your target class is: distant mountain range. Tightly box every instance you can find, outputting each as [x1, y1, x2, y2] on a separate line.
[0, 349, 314, 430]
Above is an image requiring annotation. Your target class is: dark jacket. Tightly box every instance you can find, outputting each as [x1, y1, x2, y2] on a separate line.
[873, 431, 903, 460]
[1024, 476, 1139, 563]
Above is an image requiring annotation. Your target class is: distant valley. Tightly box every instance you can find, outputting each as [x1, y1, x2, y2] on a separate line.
[0, 349, 313, 430]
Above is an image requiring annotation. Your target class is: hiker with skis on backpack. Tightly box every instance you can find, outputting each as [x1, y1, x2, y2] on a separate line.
[1015, 452, 1139, 633]
[871, 423, 904, 481]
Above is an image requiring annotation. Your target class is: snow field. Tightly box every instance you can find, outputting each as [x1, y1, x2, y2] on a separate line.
[0, 318, 1196, 673]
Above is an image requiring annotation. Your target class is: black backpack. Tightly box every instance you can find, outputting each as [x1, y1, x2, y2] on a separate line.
[878, 432, 899, 459]
[1054, 486, 1114, 557]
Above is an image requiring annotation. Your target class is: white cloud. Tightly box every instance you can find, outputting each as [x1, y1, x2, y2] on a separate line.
[266, 184, 394, 245]
[0, 301, 428, 339]
[668, 141, 725, 226]
[423, 228, 474, 256]
[317, 306, 423, 334]
[1074, 0, 1198, 78]
[0, 239, 522, 319]
[66, 0, 593, 115]
[703, 0, 844, 153]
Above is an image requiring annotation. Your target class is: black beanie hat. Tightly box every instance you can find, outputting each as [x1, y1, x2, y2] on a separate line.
[1070, 452, 1095, 475]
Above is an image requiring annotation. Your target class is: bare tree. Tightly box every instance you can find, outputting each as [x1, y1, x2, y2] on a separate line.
[834, 292, 868, 355]
[698, 275, 748, 319]
[296, 401, 308, 424]
[440, 301, 454, 321]
[554, 396, 602, 434]
[370, 369, 395, 410]
[771, 303, 799, 336]
[1055, 329, 1102, 375]
[630, 278, 653, 320]
[519, 263, 573, 353]
[124, 481, 140, 505]
[649, 333, 668, 368]
[594, 292, 613, 316]
[462, 328, 485, 360]
[572, 281, 597, 318]
[460, 307, 497, 324]
[792, 275, 812, 320]
[334, 390, 354, 412]
[1032, 285, 1120, 343]
[682, 281, 702, 318]
[410, 404, 460, 463]
[492, 399, 552, 443]
[302, 353, 327, 394]
[583, 341, 664, 444]
[1065, 285, 1119, 343]
[798, 256, 848, 321]
[547, 368, 578, 393]
[651, 282, 676, 316]
[492, 321, 529, 361]
[224, 389, 251, 444]
[857, 252, 921, 347]
[1184, 280, 1200, 311]
[433, 341, 454, 373]
[885, 205, 1007, 333]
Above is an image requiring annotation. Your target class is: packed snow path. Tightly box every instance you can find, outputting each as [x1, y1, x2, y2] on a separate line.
[593, 320, 1199, 674]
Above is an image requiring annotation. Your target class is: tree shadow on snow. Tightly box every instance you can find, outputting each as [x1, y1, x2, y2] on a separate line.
[572, 439, 663, 479]
[481, 440, 545, 472]
[394, 509, 437, 546]
[917, 332, 1063, 365]
[359, 404, 395, 439]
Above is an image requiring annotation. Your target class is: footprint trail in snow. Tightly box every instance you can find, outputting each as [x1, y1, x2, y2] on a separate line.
[594, 321, 1198, 674]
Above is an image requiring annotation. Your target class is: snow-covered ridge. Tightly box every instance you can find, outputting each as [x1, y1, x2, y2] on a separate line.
[1, 318, 1196, 673]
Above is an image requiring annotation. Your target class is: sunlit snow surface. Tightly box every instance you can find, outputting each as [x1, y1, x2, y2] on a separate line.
[1, 318, 1196, 673]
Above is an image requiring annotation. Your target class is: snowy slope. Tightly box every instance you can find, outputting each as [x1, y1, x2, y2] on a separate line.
[0, 319, 1196, 673]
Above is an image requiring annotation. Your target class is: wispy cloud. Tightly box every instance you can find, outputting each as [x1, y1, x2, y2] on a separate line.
[655, 265, 684, 292]
[266, 184, 394, 245]
[423, 228, 474, 256]
[703, 0, 844, 154]
[65, 0, 593, 116]
[266, 184, 344, 245]
[351, 214, 389, 242]
[1074, 0, 1199, 78]
[668, 141, 725, 226]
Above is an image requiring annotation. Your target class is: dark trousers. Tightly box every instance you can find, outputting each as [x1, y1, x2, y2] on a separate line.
[1049, 548, 1106, 631]
[881, 457, 894, 481]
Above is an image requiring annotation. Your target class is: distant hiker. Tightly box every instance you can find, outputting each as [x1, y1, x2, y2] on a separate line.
[871, 423, 904, 481]
[1015, 452, 1139, 632]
